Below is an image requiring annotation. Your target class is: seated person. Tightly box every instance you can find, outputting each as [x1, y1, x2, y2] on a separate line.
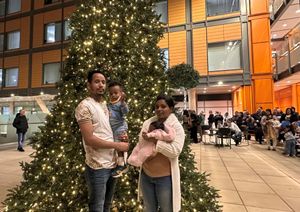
[226, 119, 242, 146]
[128, 121, 175, 167]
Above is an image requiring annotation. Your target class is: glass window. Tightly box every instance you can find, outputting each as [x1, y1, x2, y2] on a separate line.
[2, 106, 10, 115]
[44, 0, 60, 5]
[43, 63, 61, 84]
[64, 20, 72, 40]
[208, 40, 242, 71]
[7, 31, 20, 49]
[161, 48, 169, 70]
[5, 68, 18, 87]
[0, 68, 2, 86]
[45, 22, 62, 43]
[0, 34, 4, 51]
[0, 0, 5, 16]
[155, 1, 168, 23]
[7, 0, 21, 14]
[206, 0, 240, 17]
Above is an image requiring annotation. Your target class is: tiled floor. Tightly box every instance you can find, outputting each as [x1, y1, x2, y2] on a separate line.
[191, 140, 300, 212]
[0, 141, 300, 211]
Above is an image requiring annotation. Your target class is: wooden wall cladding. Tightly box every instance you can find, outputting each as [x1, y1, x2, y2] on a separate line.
[169, 31, 186, 67]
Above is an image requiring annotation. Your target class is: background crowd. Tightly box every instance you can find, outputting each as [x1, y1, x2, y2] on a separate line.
[182, 107, 300, 157]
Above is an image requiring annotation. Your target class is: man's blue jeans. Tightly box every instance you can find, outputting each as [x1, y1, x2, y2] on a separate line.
[140, 171, 173, 212]
[85, 165, 117, 212]
[17, 132, 26, 149]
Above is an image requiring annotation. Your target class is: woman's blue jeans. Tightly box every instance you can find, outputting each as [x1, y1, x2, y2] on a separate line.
[285, 139, 296, 156]
[85, 165, 117, 212]
[140, 171, 173, 212]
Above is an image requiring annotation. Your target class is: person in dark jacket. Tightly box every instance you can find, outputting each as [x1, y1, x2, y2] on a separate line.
[13, 109, 28, 152]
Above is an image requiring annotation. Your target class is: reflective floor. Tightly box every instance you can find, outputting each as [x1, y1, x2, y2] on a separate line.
[1, 140, 300, 211]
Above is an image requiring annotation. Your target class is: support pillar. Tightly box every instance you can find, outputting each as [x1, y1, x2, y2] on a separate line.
[188, 88, 197, 112]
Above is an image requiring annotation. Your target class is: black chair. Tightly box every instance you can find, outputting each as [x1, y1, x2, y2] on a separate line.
[217, 127, 232, 149]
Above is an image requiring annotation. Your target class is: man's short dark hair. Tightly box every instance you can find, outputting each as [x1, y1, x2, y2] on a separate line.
[108, 81, 123, 89]
[87, 69, 106, 83]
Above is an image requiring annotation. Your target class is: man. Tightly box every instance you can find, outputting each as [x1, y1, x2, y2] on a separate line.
[13, 109, 28, 152]
[226, 119, 242, 146]
[75, 69, 129, 212]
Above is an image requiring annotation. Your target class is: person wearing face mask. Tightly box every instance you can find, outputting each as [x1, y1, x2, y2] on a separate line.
[137, 94, 185, 212]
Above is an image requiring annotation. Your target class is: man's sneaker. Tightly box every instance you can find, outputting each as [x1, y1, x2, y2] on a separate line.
[112, 165, 129, 178]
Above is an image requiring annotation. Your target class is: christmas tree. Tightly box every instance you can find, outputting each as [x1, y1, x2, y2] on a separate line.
[4, 0, 221, 211]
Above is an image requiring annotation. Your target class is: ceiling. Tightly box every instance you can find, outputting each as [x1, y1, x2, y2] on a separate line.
[172, 84, 241, 95]
[271, 0, 300, 39]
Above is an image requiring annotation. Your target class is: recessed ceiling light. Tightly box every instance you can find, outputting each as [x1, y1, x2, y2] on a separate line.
[287, 81, 291, 83]
[232, 86, 236, 89]
[283, 23, 287, 27]
[10, 93, 15, 97]
[218, 81, 223, 85]
[203, 91, 207, 94]
[296, 9, 300, 13]
[273, 34, 277, 37]
[228, 90, 232, 92]
[204, 87, 207, 90]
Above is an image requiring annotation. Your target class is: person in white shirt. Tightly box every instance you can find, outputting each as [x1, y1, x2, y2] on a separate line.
[226, 119, 242, 146]
[75, 69, 129, 212]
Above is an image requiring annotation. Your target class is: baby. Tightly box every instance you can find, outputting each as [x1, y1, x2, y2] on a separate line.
[128, 121, 175, 167]
[108, 81, 129, 178]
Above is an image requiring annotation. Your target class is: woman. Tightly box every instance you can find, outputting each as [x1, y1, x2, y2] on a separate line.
[138, 94, 185, 212]
[261, 109, 277, 150]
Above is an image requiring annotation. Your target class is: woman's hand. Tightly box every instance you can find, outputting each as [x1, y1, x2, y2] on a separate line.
[142, 132, 157, 143]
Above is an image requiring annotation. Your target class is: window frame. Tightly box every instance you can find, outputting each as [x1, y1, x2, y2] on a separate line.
[154, 0, 168, 24]
[206, 0, 240, 17]
[4, 67, 19, 87]
[44, 22, 62, 44]
[207, 40, 243, 72]
[0, 33, 4, 51]
[7, 0, 21, 14]
[44, 0, 60, 5]
[0, 0, 5, 17]
[42, 62, 61, 85]
[63, 19, 72, 40]
[6, 30, 21, 50]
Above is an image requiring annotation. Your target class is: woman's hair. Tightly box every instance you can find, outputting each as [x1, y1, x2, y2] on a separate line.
[156, 94, 175, 109]
[285, 107, 291, 114]
[266, 109, 272, 114]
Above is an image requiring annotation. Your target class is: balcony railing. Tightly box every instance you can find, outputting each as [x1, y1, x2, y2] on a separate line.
[273, 41, 300, 78]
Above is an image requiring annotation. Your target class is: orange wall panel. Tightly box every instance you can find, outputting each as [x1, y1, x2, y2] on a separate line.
[4, 56, 19, 68]
[33, 14, 44, 48]
[21, 17, 30, 49]
[250, 0, 268, 15]
[169, 31, 186, 67]
[168, 0, 185, 26]
[207, 25, 224, 42]
[252, 42, 271, 73]
[44, 9, 62, 23]
[19, 55, 29, 88]
[251, 18, 270, 43]
[191, 0, 205, 22]
[42, 50, 61, 63]
[253, 78, 273, 109]
[223, 23, 241, 41]
[158, 33, 169, 49]
[193, 28, 207, 76]
[6, 19, 21, 32]
[207, 23, 241, 43]
[64, 6, 76, 19]
[32, 53, 43, 88]
[22, 0, 31, 12]
[34, 0, 44, 9]
[297, 84, 300, 112]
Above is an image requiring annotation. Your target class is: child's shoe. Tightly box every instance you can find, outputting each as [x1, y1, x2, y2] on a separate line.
[112, 165, 129, 178]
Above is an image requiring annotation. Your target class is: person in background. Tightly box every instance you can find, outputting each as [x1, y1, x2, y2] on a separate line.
[208, 110, 214, 129]
[261, 109, 277, 150]
[13, 109, 28, 152]
[226, 119, 242, 146]
[283, 124, 296, 157]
